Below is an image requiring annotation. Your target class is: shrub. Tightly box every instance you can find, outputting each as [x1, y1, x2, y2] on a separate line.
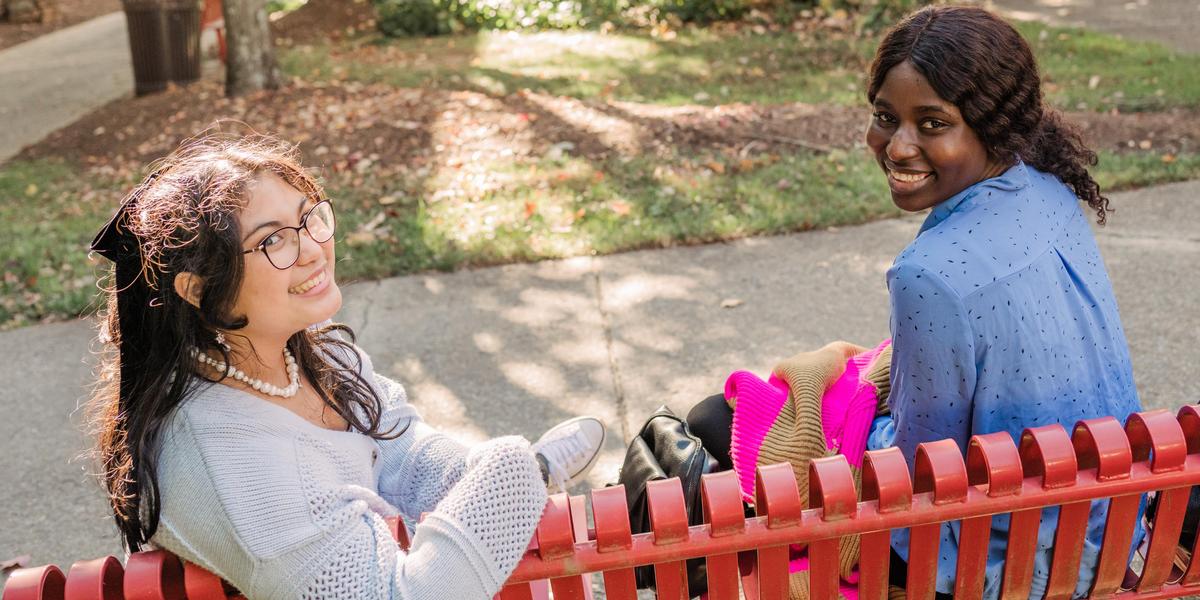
[374, 0, 609, 36]
[648, 0, 749, 23]
[375, 0, 458, 36]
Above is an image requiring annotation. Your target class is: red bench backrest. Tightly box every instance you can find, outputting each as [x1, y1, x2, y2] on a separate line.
[6, 406, 1200, 600]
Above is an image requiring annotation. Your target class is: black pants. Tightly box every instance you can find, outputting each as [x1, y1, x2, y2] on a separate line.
[685, 393, 952, 599]
[685, 393, 735, 471]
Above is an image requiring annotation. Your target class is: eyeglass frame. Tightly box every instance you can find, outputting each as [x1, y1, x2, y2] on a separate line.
[241, 199, 336, 270]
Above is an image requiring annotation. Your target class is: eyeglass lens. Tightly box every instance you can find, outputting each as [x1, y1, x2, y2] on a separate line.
[264, 201, 336, 269]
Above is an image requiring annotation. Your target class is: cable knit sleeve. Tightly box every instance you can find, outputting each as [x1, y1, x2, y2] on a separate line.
[155, 402, 547, 600]
[361, 358, 473, 523]
[296, 436, 548, 600]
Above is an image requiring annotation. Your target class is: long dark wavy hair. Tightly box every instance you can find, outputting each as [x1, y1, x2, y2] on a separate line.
[867, 5, 1112, 224]
[88, 133, 402, 553]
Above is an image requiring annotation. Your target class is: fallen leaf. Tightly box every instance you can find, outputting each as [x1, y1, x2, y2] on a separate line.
[706, 161, 726, 174]
[611, 201, 631, 216]
[720, 298, 744, 309]
[24, 184, 38, 196]
[362, 211, 386, 230]
[346, 231, 378, 246]
[524, 201, 538, 219]
[1162, 154, 1176, 163]
[1, 555, 30, 571]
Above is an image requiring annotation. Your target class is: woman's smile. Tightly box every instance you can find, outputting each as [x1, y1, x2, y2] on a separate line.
[288, 266, 330, 296]
[885, 165, 935, 195]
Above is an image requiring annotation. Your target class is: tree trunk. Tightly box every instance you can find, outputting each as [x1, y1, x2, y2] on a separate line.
[221, 0, 280, 97]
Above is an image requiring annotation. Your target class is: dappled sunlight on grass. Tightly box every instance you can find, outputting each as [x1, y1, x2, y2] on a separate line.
[282, 21, 1200, 111]
[5, 144, 1200, 328]
[475, 29, 660, 64]
[282, 27, 871, 106]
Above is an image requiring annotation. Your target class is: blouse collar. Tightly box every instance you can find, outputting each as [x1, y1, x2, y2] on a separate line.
[920, 160, 1031, 234]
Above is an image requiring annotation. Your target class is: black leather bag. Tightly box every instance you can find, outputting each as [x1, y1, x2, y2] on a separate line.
[618, 405, 722, 595]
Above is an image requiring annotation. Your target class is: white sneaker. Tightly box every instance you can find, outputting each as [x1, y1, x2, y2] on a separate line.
[532, 416, 606, 493]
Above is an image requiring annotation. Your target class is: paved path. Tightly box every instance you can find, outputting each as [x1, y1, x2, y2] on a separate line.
[2, 180, 1197, 569]
[0, 11, 130, 164]
[988, 0, 1200, 54]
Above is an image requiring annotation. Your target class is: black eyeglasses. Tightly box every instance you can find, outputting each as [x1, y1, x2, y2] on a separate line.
[243, 200, 336, 270]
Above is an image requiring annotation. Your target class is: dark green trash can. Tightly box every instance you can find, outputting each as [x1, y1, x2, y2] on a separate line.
[122, 0, 203, 96]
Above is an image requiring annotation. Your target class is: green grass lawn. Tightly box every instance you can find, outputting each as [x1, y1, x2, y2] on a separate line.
[281, 21, 1200, 112]
[3, 149, 1196, 329]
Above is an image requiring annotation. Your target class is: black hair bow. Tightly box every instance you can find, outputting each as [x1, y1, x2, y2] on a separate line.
[90, 171, 162, 262]
[90, 203, 137, 263]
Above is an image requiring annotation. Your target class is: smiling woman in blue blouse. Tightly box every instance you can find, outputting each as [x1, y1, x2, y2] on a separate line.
[865, 6, 1143, 599]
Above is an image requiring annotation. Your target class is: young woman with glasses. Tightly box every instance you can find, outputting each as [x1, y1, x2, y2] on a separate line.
[86, 134, 606, 600]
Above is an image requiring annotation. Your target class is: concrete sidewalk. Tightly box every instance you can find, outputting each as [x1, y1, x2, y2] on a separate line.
[0, 11, 130, 164]
[1, 180, 1197, 569]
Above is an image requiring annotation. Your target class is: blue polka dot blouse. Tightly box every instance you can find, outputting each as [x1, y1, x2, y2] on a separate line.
[885, 161, 1144, 599]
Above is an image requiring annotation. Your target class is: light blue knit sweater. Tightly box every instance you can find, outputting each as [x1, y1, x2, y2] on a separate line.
[150, 346, 549, 600]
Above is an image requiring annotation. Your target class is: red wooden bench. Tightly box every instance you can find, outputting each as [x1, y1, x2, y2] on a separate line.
[6, 406, 1200, 600]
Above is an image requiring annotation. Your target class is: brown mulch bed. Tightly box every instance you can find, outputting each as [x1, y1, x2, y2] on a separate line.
[0, 0, 121, 51]
[17, 72, 1199, 181]
[272, 0, 377, 46]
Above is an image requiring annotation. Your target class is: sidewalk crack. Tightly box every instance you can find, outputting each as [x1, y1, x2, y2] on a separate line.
[359, 280, 381, 332]
[592, 265, 630, 443]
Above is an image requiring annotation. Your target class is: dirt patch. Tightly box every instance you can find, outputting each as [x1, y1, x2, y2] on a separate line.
[17, 73, 1199, 178]
[272, 0, 377, 46]
[0, 0, 121, 51]
[1069, 110, 1200, 155]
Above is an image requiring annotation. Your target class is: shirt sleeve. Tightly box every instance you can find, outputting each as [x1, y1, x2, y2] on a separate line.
[887, 261, 977, 463]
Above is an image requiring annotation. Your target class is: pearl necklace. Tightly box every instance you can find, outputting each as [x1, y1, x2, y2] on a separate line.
[193, 346, 301, 398]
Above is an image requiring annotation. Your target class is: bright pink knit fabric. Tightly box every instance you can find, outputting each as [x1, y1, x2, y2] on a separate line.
[725, 371, 790, 504]
[789, 554, 860, 598]
[822, 340, 891, 470]
[725, 340, 892, 504]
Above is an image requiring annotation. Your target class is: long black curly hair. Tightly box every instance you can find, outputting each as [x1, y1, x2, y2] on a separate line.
[867, 5, 1112, 224]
